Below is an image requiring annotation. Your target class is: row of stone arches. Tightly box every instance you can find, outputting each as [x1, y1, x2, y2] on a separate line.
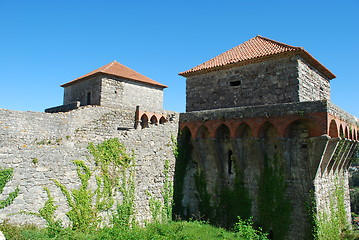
[182, 119, 313, 139]
[328, 119, 358, 141]
[140, 113, 166, 129]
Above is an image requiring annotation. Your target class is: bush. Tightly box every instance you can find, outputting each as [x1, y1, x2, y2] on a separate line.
[233, 217, 268, 240]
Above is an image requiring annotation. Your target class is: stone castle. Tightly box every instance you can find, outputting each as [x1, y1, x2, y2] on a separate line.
[0, 36, 358, 239]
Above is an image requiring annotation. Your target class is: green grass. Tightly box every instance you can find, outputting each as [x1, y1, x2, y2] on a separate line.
[0, 220, 268, 240]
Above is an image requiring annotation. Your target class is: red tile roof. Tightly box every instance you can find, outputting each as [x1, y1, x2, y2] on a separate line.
[61, 60, 167, 88]
[179, 35, 336, 79]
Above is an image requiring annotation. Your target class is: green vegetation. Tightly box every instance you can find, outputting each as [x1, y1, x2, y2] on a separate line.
[194, 170, 213, 221]
[0, 218, 268, 240]
[3, 137, 270, 239]
[349, 144, 359, 231]
[88, 138, 136, 230]
[172, 131, 191, 218]
[147, 159, 173, 223]
[31, 157, 38, 165]
[19, 187, 62, 237]
[193, 168, 252, 228]
[233, 217, 268, 240]
[20, 138, 136, 233]
[314, 176, 357, 240]
[257, 155, 291, 240]
[0, 168, 19, 209]
[51, 160, 100, 232]
[218, 171, 252, 227]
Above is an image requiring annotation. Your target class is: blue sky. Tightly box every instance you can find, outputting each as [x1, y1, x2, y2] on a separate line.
[0, 0, 358, 117]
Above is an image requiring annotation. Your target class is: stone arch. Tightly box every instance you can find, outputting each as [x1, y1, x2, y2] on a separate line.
[235, 122, 252, 138]
[258, 121, 277, 138]
[140, 114, 149, 129]
[215, 124, 234, 178]
[215, 124, 231, 139]
[150, 115, 158, 124]
[180, 126, 192, 140]
[345, 126, 349, 139]
[196, 125, 210, 139]
[159, 116, 166, 124]
[259, 121, 279, 161]
[339, 125, 344, 138]
[285, 119, 311, 138]
[329, 119, 339, 138]
[349, 128, 353, 140]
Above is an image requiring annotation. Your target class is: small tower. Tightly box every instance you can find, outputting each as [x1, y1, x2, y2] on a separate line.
[180, 36, 335, 112]
[46, 60, 167, 113]
[177, 36, 358, 239]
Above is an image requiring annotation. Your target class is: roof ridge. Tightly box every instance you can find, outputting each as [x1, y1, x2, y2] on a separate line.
[102, 61, 115, 72]
[255, 35, 303, 50]
[61, 60, 167, 88]
[179, 36, 335, 79]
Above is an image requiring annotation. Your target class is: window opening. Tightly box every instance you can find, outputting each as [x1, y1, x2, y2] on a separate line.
[140, 114, 149, 129]
[159, 116, 166, 124]
[227, 149, 233, 174]
[230, 80, 241, 86]
[87, 92, 91, 105]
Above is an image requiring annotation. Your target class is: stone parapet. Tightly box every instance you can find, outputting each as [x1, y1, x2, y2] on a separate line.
[45, 101, 81, 113]
[180, 101, 358, 141]
[181, 101, 328, 122]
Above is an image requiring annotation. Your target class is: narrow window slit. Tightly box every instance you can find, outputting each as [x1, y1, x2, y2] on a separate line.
[228, 149, 233, 174]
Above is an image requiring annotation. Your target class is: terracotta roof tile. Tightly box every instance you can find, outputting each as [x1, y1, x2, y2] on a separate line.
[61, 60, 167, 88]
[179, 35, 335, 79]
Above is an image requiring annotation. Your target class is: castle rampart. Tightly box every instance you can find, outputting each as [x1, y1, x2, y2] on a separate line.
[0, 36, 358, 240]
[0, 106, 178, 225]
[177, 36, 358, 239]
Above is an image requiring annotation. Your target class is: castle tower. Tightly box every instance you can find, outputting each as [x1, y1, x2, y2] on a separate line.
[176, 36, 358, 239]
[46, 60, 167, 113]
[180, 36, 335, 112]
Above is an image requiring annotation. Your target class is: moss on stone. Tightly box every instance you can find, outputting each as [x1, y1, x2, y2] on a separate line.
[257, 154, 292, 240]
[172, 131, 192, 218]
[217, 171, 252, 228]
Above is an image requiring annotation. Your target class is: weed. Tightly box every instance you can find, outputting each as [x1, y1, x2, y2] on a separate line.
[31, 158, 38, 165]
[0, 168, 19, 209]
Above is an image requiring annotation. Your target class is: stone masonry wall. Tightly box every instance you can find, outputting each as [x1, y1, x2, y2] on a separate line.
[63, 76, 102, 106]
[0, 106, 178, 225]
[101, 77, 164, 112]
[186, 56, 300, 112]
[178, 100, 358, 239]
[297, 58, 331, 102]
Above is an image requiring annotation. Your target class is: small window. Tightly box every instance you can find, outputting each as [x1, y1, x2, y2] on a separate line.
[228, 150, 233, 174]
[230, 80, 241, 86]
[87, 92, 91, 105]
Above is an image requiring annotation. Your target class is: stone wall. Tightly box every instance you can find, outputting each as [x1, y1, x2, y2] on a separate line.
[185, 56, 300, 112]
[63, 76, 102, 106]
[298, 58, 331, 102]
[62, 75, 164, 112]
[185, 55, 332, 112]
[177, 101, 358, 239]
[0, 106, 178, 225]
[176, 126, 355, 240]
[101, 77, 164, 112]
